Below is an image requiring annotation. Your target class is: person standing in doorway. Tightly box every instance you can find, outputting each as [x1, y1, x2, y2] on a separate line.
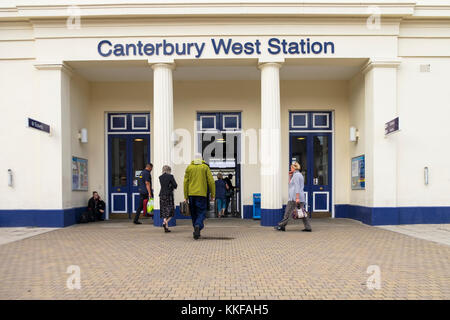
[215, 173, 229, 218]
[159, 165, 177, 233]
[275, 161, 312, 232]
[223, 174, 234, 216]
[134, 163, 153, 225]
[183, 154, 215, 240]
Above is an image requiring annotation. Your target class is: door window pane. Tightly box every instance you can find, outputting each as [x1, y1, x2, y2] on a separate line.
[313, 136, 329, 185]
[111, 137, 127, 187]
[290, 136, 307, 183]
[132, 138, 149, 186]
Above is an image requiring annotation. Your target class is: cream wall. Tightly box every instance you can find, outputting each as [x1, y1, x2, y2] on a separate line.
[281, 80, 350, 208]
[172, 80, 260, 207]
[396, 57, 450, 206]
[348, 73, 367, 206]
[69, 74, 90, 208]
[1, 1, 450, 216]
[0, 60, 50, 209]
[87, 79, 350, 210]
[89, 82, 153, 203]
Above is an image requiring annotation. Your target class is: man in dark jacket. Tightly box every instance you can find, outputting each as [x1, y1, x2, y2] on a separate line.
[134, 163, 153, 224]
[223, 174, 234, 216]
[88, 191, 105, 221]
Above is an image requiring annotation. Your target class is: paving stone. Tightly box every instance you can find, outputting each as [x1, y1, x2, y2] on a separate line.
[0, 218, 449, 299]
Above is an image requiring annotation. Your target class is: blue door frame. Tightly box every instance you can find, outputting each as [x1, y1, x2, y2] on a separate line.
[108, 134, 151, 218]
[289, 133, 332, 214]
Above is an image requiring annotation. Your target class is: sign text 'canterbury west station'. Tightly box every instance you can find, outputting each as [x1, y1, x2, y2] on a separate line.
[98, 38, 336, 59]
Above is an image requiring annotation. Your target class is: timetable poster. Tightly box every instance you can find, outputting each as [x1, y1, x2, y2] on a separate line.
[351, 155, 365, 190]
[72, 157, 88, 191]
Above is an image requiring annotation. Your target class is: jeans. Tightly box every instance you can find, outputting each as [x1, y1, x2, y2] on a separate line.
[134, 193, 149, 222]
[188, 196, 207, 231]
[217, 198, 227, 212]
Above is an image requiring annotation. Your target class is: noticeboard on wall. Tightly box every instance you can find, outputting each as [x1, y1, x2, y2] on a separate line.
[351, 155, 365, 190]
[72, 157, 88, 191]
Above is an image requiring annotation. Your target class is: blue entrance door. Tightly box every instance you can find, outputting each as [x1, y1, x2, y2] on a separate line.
[289, 133, 332, 215]
[108, 134, 150, 217]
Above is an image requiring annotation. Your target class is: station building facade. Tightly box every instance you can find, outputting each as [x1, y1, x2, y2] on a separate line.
[1, 0, 450, 227]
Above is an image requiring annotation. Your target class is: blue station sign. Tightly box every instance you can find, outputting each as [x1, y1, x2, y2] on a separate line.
[97, 37, 336, 58]
[385, 117, 399, 135]
[27, 118, 50, 134]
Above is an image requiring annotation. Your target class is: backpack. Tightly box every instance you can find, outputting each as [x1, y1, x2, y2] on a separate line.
[79, 211, 89, 223]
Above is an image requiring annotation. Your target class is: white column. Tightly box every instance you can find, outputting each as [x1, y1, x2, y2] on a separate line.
[258, 62, 283, 225]
[33, 62, 72, 210]
[363, 59, 400, 208]
[151, 62, 175, 212]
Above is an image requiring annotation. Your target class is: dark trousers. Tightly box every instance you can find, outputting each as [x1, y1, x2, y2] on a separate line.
[94, 209, 104, 221]
[134, 193, 149, 222]
[189, 196, 207, 231]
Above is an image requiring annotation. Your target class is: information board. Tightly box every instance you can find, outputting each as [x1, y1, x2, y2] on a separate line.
[351, 155, 365, 190]
[72, 157, 88, 191]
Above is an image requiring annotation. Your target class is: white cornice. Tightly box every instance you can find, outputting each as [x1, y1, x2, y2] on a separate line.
[34, 62, 74, 77]
[1, 2, 450, 21]
[0, 2, 420, 20]
[361, 58, 402, 74]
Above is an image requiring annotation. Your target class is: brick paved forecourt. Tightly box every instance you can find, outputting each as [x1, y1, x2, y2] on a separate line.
[0, 218, 449, 300]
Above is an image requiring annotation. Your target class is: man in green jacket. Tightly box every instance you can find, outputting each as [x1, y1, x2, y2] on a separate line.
[184, 156, 215, 240]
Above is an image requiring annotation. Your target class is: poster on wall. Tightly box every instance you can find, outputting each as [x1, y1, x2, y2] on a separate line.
[351, 155, 365, 190]
[72, 157, 88, 191]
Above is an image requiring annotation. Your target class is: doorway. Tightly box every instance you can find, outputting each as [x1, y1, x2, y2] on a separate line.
[197, 112, 242, 218]
[107, 113, 151, 218]
[289, 112, 332, 216]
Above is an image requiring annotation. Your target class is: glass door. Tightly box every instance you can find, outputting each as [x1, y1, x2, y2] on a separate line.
[108, 135, 150, 217]
[290, 135, 310, 212]
[109, 135, 129, 215]
[289, 133, 332, 215]
[310, 134, 331, 214]
[130, 135, 150, 216]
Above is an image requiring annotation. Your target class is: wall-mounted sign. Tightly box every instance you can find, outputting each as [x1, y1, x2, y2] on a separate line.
[209, 159, 236, 168]
[351, 155, 365, 190]
[97, 37, 336, 59]
[72, 157, 88, 191]
[27, 118, 50, 134]
[385, 117, 399, 136]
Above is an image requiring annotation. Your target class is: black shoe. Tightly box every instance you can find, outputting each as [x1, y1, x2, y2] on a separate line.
[133, 221, 142, 225]
[193, 226, 200, 240]
[302, 229, 312, 232]
[274, 226, 285, 231]
[163, 223, 171, 233]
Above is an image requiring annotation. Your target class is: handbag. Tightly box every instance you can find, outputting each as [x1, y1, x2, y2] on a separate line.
[292, 203, 308, 219]
[180, 201, 190, 216]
